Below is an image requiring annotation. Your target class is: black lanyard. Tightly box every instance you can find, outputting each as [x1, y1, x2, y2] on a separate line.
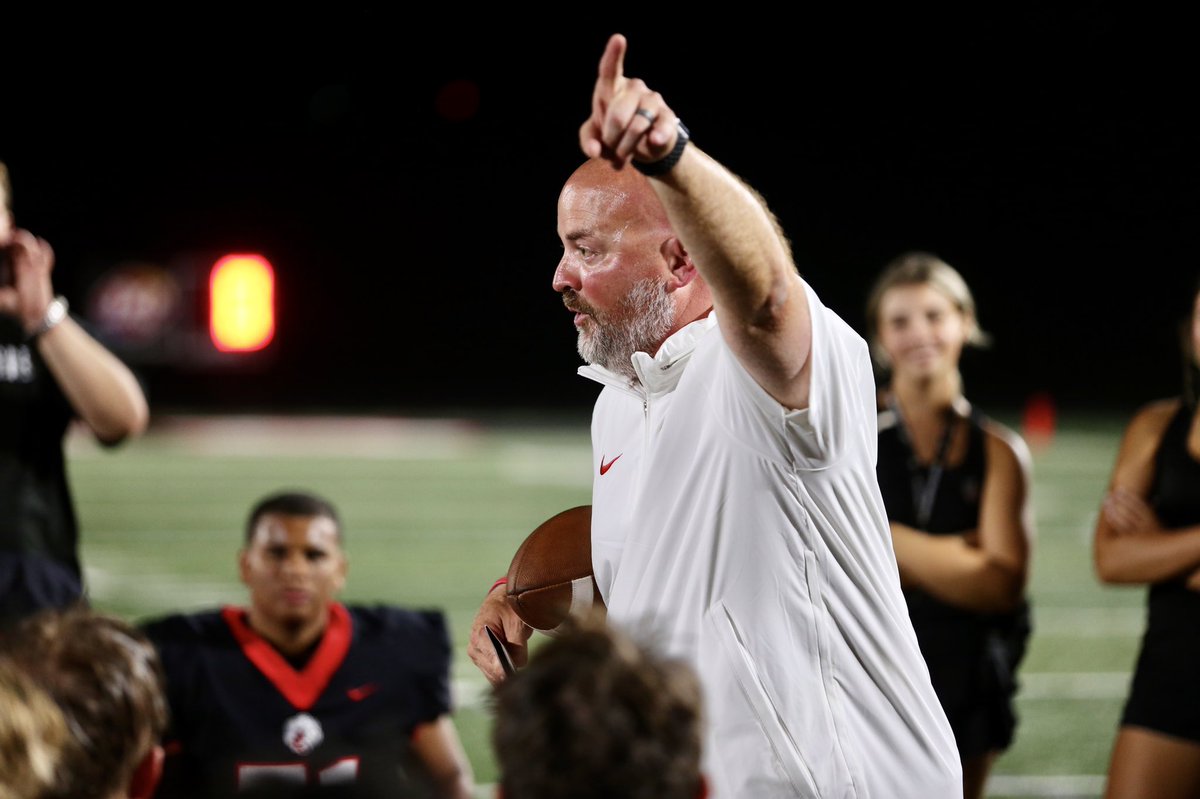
[888, 398, 956, 530]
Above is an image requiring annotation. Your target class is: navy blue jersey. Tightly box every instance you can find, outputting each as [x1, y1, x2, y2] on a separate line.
[142, 603, 452, 798]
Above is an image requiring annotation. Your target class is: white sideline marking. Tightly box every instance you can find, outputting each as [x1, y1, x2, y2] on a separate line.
[1032, 606, 1144, 636]
[468, 769, 1106, 797]
[453, 678, 494, 711]
[448, 670, 1138, 714]
[1018, 671, 1129, 700]
[987, 774, 1105, 797]
[67, 415, 487, 459]
[69, 414, 595, 484]
[86, 562, 241, 610]
[498, 443, 591, 487]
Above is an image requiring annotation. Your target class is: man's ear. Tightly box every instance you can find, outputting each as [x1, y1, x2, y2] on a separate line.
[662, 236, 698, 289]
[696, 773, 709, 799]
[238, 548, 251, 587]
[336, 551, 349, 593]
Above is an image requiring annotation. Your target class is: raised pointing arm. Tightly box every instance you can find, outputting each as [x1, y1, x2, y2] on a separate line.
[580, 33, 813, 410]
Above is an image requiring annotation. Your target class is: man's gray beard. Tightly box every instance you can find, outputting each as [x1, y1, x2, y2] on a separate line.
[577, 278, 675, 382]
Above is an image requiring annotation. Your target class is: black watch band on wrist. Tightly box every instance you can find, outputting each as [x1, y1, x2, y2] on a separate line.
[633, 120, 690, 177]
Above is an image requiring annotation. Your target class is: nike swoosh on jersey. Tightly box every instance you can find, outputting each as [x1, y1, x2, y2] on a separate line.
[346, 683, 379, 701]
[599, 454, 622, 475]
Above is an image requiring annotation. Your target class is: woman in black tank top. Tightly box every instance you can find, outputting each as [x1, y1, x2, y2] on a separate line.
[1095, 278, 1200, 799]
[866, 252, 1035, 799]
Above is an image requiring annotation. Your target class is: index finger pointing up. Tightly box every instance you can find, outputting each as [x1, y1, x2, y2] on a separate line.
[597, 33, 628, 91]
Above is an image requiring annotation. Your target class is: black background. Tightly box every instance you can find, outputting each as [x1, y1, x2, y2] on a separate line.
[2, 9, 1194, 419]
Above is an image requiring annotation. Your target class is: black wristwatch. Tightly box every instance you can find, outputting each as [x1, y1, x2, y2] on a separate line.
[633, 120, 690, 177]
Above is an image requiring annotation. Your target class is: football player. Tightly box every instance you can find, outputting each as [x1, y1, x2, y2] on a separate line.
[141, 490, 474, 798]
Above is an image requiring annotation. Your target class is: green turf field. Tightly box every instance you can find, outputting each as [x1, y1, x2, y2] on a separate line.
[67, 409, 1140, 798]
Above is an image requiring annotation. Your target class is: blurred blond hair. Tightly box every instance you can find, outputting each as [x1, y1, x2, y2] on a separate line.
[0, 657, 68, 799]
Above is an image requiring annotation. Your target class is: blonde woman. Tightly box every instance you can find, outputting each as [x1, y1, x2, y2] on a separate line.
[866, 251, 1034, 799]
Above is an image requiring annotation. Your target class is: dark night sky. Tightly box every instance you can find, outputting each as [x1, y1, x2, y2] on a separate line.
[2, 10, 1195, 419]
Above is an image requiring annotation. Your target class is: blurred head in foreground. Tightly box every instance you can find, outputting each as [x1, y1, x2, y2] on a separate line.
[492, 611, 707, 799]
[3, 605, 168, 799]
[0, 656, 68, 799]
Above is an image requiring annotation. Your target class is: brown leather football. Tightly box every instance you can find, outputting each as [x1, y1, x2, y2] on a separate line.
[506, 505, 603, 633]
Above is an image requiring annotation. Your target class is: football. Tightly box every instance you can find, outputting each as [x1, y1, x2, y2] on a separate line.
[506, 505, 603, 634]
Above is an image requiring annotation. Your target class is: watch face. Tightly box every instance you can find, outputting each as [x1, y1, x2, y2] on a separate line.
[36, 297, 68, 337]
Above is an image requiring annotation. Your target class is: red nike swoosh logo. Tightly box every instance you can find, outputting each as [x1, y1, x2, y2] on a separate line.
[346, 683, 379, 701]
[599, 454, 622, 475]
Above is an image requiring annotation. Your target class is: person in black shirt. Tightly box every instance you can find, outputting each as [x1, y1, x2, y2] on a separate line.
[1094, 274, 1200, 799]
[0, 159, 149, 626]
[866, 252, 1034, 799]
[141, 490, 475, 799]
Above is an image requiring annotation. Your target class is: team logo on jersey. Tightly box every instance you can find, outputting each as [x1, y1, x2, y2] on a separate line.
[346, 682, 379, 701]
[282, 713, 324, 755]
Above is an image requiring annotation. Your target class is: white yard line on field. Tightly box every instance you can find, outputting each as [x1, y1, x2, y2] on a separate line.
[1018, 671, 1130, 700]
[86, 560, 241, 612]
[986, 774, 1105, 797]
[455, 670, 1133, 709]
[67, 414, 489, 459]
[1032, 606, 1144, 636]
